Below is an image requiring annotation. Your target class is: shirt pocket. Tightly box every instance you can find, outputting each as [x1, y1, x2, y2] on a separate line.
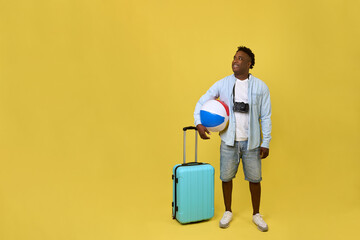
[251, 93, 261, 105]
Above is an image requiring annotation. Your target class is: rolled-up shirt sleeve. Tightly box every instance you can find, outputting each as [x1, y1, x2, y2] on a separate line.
[194, 80, 221, 126]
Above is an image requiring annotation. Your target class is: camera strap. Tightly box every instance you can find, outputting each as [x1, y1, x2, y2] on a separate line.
[232, 83, 236, 105]
[233, 74, 250, 104]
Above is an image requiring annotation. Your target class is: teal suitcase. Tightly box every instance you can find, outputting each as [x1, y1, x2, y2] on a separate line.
[172, 126, 215, 224]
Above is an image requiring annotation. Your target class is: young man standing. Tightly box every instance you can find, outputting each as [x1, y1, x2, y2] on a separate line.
[194, 46, 271, 231]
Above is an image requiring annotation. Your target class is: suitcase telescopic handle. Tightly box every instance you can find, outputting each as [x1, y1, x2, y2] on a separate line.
[183, 126, 198, 164]
[183, 126, 197, 131]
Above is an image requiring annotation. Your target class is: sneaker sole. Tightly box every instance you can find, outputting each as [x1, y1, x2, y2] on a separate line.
[219, 222, 230, 228]
[254, 223, 268, 232]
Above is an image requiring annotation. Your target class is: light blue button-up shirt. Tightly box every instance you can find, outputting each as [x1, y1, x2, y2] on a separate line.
[194, 74, 271, 150]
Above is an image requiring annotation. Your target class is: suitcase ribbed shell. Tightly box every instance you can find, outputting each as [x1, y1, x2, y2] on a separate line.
[172, 163, 214, 224]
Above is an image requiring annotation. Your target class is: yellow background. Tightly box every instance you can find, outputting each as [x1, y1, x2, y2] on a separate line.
[1, 0, 359, 239]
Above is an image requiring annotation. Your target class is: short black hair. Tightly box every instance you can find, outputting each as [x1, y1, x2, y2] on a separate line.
[237, 46, 255, 69]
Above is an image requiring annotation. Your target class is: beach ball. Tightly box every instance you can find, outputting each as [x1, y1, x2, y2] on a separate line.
[200, 100, 229, 132]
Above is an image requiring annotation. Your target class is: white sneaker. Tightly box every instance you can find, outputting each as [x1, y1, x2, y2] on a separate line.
[219, 211, 233, 228]
[252, 213, 268, 232]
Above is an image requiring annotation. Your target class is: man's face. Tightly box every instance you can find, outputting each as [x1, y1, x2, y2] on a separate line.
[232, 51, 251, 75]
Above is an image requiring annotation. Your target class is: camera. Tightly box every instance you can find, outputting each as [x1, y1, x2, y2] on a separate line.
[233, 102, 249, 113]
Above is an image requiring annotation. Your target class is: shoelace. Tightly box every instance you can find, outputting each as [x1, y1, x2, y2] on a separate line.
[254, 214, 267, 226]
[222, 213, 232, 221]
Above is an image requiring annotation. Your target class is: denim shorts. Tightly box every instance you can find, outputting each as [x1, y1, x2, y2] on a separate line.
[220, 140, 262, 183]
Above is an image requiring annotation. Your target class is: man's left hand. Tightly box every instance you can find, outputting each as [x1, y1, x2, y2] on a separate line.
[260, 147, 269, 159]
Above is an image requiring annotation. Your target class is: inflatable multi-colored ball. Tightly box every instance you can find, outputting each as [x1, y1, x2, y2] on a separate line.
[200, 100, 229, 132]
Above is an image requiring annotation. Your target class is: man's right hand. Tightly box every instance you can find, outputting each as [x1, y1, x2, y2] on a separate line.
[196, 124, 211, 140]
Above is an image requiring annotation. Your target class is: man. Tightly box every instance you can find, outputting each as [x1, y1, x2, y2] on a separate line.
[194, 46, 271, 231]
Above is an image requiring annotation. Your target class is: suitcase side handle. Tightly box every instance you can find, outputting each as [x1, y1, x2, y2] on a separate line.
[183, 126, 198, 164]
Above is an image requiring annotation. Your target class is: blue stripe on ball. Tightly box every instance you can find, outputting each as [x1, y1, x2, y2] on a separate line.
[200, 110, 225, 127]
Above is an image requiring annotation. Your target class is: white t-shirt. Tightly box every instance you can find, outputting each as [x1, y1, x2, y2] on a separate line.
[234, 78, 249, 141]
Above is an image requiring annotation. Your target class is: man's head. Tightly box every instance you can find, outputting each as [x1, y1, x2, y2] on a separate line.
[232, 46, 255, 77]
